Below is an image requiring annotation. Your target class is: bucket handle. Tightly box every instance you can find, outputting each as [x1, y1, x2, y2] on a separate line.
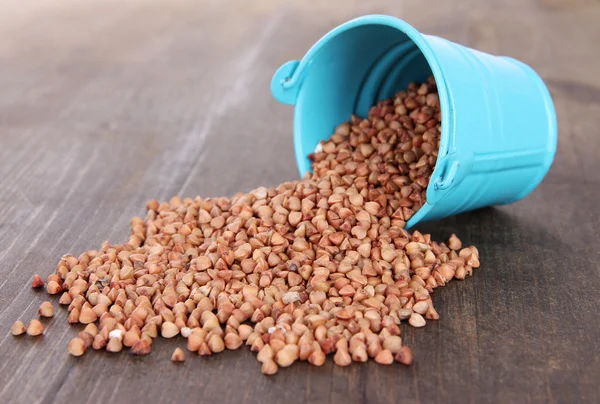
[271, 60, 301, 105]
[428, 149, 473, 204]
[434, 160, 460, 190]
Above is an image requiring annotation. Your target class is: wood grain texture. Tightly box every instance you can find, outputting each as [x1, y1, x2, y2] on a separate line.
[0, 0, 599, 403]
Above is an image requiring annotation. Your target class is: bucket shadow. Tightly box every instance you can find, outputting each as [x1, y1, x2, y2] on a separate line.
[414, 206, 568, 252]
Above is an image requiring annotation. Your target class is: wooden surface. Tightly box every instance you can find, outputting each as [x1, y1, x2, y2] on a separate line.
[1, 0, 599, 403]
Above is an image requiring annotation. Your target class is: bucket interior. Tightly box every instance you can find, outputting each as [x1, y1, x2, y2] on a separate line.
[293, 23, 433, 175]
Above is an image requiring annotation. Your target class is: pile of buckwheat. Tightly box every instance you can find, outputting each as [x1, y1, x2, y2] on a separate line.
[12, 77, 480, 374]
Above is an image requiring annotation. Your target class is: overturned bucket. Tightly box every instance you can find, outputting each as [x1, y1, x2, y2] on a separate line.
[271, 15, 557, 228]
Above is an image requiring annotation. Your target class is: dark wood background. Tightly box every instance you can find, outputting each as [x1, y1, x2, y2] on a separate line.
[1, 0, 598, 403]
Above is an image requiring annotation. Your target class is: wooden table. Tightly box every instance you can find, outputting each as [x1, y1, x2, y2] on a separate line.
[1, 0, 598, 402]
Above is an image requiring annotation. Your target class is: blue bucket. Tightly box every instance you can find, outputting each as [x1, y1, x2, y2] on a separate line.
[271, 15, 557, 228]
